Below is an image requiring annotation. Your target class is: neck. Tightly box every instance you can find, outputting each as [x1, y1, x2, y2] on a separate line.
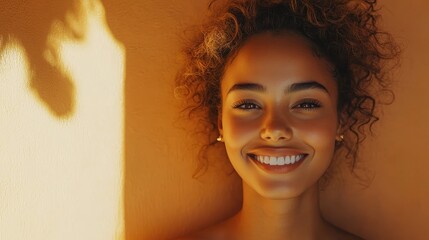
[228, 182, 330, 240]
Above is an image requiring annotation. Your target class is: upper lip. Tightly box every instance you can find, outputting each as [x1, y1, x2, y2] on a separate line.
[247, 147, 308, 157]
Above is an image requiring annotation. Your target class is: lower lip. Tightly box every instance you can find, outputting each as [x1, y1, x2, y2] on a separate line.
[250, 155, 306, 174]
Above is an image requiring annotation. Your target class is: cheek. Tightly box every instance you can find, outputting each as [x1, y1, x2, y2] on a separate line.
[294, 115, 338, 154]
[222, 112, 260, 154]
[222, 113, 259, 146]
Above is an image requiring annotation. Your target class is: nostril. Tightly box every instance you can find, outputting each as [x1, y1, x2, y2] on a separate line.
[260, 126, 292, 141]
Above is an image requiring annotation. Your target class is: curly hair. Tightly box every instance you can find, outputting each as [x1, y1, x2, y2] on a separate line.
[175, 0, 400, 176]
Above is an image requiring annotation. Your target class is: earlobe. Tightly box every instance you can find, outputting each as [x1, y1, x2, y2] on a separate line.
[335, 134, 344, 142]
[336, 117, 344, 142]
[217, 111, 223, 135]
[217, 112, 224, 142]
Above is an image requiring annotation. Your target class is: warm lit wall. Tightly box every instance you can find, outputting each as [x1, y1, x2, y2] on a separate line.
[117, 1, 243, 239]
[320, 1, 429, 239]
[2, 1, 428, 240]
[129, 1, 429, 240]
[0, 1, 124, 240]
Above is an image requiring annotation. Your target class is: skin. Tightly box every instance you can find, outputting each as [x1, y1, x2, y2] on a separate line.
[179, 32, 361, 240]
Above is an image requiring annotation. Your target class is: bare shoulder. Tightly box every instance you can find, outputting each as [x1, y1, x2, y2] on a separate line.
[330, 228, 364, 240]
[173, 231, 216, 240]
[344, 232, 364, 240]
[173, 218, 233, 240]
[322, 222, 364, 240]
[175, 228, 363, 240]
[337, 232, 364, 240]
[174, 236, 203, 240]
[174, 232, 208, 240]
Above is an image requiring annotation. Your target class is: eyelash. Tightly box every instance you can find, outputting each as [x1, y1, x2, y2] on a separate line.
[232, 99, 322, 111]
[232, 100, 261, 110]
[292, 99, 322, 110]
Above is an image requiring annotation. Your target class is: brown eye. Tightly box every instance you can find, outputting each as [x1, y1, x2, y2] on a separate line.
[293, 99, 321, 110]
[233, 100, 261, 110]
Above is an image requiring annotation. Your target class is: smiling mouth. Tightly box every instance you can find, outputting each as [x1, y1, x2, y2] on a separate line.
[248, 153, 306, 166]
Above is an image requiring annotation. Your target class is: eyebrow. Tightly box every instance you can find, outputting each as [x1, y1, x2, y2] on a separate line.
[227, 81, 329, 95]
[227, 83, 266, 94]
[287, 81, 329, 95]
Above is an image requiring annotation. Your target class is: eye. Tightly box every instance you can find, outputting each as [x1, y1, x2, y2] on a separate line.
[232, 100, 261, 110]
[292, 99, 321, 110]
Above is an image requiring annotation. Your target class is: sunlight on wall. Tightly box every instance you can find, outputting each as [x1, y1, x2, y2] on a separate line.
[0, 1, 125, 240]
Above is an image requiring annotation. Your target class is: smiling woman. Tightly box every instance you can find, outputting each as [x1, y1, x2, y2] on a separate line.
[220, 33, 340, 202]
[175, 0, 400, 239]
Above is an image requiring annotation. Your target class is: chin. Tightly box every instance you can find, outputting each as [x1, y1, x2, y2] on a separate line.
[243, 175, 316, 200]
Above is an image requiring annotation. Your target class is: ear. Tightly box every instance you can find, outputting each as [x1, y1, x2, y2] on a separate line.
[336, 115, 344, 140]
[217, 106, 223, 135]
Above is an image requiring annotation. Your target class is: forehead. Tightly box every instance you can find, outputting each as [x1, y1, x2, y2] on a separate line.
[222, 32, 336, 92]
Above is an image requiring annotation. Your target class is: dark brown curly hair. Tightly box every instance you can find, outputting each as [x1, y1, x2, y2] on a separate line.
[175, 0, 400, 176]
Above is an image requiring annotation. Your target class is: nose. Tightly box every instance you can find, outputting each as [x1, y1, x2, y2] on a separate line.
[260, 110, 292, 142]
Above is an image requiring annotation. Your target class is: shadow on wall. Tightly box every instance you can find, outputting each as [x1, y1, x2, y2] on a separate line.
[0, 0, 125, 239]
[0, 0, 81, 118]
[1, 0, 237, 239]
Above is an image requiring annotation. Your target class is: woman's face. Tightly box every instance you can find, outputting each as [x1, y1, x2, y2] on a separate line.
[219, 32, 339, 199]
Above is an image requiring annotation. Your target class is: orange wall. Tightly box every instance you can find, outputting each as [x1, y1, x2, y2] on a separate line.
[1, 1, 428, 240]
[128, 1, 429, 239]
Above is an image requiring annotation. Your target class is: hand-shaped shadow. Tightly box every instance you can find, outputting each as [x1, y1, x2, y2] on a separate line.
[0, 0, 83, 118]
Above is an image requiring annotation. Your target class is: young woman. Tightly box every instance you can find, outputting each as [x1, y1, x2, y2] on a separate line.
[175, 0, 399, 239]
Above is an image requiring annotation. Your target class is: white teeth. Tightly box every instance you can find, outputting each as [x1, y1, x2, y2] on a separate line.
[278, 157, 285, 165]
[285, 156, 291, 164]
[253, 154, 305, 166]
[263, 156, 270, 164]
[270, 156, 277, 165]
